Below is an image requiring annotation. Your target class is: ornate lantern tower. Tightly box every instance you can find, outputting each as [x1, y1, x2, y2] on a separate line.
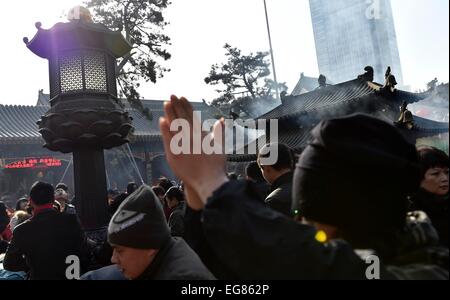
[24, 7, 134, 233]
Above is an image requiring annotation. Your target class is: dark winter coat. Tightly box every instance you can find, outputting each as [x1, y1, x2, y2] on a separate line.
[3, 209, 89, 280]
[184, 206, 237, 279]
[136, 237, 215, 280]
[202, 180, 448, 280]
[265, 172, 294, 217]
[409, 188, 449, 247]
[168, 202, 185, 237]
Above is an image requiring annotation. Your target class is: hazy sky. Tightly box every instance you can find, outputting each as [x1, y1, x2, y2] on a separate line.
[0, 0, 448, 105]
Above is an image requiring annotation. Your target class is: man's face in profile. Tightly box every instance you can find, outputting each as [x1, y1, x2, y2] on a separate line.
[111, 244, 157, 280]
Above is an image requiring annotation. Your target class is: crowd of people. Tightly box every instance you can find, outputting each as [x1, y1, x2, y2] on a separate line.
[0, 96, 448, 280]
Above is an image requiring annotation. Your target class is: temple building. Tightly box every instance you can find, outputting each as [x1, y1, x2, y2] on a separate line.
[229, 68, 449, 162]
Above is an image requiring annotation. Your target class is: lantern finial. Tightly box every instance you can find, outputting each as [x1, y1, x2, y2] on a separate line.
[67, 6, 93, 23]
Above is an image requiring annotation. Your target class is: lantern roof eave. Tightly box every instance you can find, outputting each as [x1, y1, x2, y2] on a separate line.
[24, 20, 132, 59]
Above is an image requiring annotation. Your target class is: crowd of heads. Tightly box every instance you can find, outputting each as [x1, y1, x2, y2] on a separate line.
[0, 109, 448, 280]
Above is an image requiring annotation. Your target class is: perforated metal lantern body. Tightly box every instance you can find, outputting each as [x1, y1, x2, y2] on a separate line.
[46, 33, 120, 104]
[49, 49, 115, 99]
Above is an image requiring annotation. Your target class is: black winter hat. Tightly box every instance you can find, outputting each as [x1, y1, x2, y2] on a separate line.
[108, 185, 170, 249]
[293, 114, 421, 233]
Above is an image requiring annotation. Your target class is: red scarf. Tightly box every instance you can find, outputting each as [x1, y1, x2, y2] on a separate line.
[33, 203, 54, 216]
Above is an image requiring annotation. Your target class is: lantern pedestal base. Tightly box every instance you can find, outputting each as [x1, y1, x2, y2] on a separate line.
[73, 148, 109, 230]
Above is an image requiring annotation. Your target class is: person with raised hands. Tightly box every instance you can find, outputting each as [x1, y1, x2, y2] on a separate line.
[159, 95, 448, 280]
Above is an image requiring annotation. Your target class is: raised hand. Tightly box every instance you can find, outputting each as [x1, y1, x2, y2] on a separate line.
[159, 95, 228, 210]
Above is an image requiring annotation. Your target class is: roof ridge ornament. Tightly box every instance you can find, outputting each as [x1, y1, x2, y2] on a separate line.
[357, 66, 374, 82]
[394, 101, 415, 130]
[383, 66, 398, 93]
[315, 74, 330, 90]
